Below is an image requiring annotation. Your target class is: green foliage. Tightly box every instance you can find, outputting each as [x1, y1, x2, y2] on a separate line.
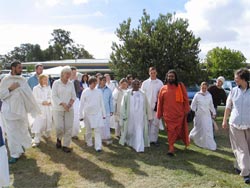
[26, 64, 35, 72]
[206, 47, 246, 79]
[110, 10, 201, 85]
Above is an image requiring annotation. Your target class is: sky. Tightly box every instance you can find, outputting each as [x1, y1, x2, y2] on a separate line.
[0, 0, 249, 61]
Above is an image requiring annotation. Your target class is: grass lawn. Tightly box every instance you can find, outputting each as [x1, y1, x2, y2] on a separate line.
[8, 106, 247, 188]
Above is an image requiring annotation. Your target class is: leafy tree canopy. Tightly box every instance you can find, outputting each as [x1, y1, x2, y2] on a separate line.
[205, 47, 246, 79]
[109, 10, 202, 85]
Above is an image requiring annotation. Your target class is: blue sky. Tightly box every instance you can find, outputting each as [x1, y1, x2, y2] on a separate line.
[0, 0, 249, 61]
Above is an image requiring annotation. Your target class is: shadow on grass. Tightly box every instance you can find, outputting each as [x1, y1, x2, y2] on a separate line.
[98, 129, 234, 177]
[39, 139, 125, 188]
[10, 155, 61, 188]
[72, 137, 149, 176]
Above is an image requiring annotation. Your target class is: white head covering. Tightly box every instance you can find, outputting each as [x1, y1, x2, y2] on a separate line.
[217, 76, 225, 84]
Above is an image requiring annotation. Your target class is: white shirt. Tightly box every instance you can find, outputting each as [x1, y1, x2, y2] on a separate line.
[52, 79, 76, 111]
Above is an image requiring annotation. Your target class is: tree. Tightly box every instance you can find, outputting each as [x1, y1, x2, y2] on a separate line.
[109, 10, 201, 84]
[6, 43, 44, 62]
[205, 47, 246, 79]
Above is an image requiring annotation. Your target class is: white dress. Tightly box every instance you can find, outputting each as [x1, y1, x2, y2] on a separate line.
[189, 91, 216, 150]
[31, 85, 52, 134]
[126, 91, 145, 152]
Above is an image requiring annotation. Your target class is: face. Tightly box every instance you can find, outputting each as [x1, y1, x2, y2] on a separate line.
[71, 70, 77, 78]
[132, 80, 140, 91]
[167, 73, 176, 84]
[120, 82, 128, 90]
[40, 77, 48, 86]
[216, 80, 223, 87]
[200, 84, 207, 93]
[128, 77, 133, 85]
[234, 74, 245, 86]
[62, 71, 71, 81]
[99, 78, 106, 87]
[89, 81, 97, 89]
[36, 66, 43, 75]
[105, 75, 111, 82]
[149, 70, 157, 80]
[13, 64, 22, 75]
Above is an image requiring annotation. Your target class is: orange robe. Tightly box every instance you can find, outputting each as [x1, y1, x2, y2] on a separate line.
[157, 83, 190, 152]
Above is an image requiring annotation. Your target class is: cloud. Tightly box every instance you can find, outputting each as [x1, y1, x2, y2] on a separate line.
[72, 0, 89, 5]
[53, 11, 104, 19]
[0, 24, 117, 59]
[178, 0, 250, 61]
[35, 0, 63, 8]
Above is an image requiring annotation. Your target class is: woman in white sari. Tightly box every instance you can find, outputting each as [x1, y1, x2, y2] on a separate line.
[189, 82, 216, 150]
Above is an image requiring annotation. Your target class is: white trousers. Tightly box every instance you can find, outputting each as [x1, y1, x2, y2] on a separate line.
[0, 146, 9, 187]
[229, 126, 250, 176]
[101, 115, 111, 140]
[53, 110, 74, 147]
[149, 112, 160, 142]
[85, 124, 102, 151]
[3, 118, 31, 158]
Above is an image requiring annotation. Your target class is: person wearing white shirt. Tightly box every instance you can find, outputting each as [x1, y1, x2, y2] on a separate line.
[141, 67, 163, 146]
[79, 76, 106, 152]
[52, 66, 76, 153]
[104, 73, 115, 92]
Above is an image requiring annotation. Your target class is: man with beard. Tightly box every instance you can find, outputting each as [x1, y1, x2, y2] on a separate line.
[157, 70, 190, 156]
[0, 60, 40, 163]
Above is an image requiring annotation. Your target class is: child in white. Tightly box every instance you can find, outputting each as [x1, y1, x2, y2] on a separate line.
[31, 74, 52, 147]
[79, 76, 106, 152]
[112, 78, 128, 137]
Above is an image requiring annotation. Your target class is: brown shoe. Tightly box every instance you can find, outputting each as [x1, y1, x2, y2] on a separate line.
[62, 146, 72, 153]
[56, 138, 62, 149]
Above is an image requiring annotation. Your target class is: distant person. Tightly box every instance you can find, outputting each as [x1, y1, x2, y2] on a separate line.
[112, 78, 128, 137]
[70, 67, 81, 139]
[31, 74, 52, 147]
[79, 73, 89, 97]
[0, 60, 40, 163]
[189, 82, 216, 150]
[208, 76, 227, 111]
[141, 67, 163, 146]
[28, 63, 50, 90]
[222, 68, 250, 184]
[157, 70, 190, 156]
[98, 76, 114, 145]
[104, 73, 115, 92]
[52, 66, 76, 153]
[119, 79, 152, 152]
[79, 76, 106, 152]
[95, 73, 103, 88]
[126, 74, 133, 89]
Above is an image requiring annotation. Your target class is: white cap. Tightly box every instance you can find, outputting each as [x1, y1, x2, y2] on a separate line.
[217, 76, 225, 83]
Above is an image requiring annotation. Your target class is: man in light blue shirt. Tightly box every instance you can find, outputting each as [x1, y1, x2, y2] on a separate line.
[28, 63, 50, 90]
[98, 76, 113, 144]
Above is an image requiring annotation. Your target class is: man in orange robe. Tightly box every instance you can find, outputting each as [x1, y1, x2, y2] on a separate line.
[157, 70, 190, 156]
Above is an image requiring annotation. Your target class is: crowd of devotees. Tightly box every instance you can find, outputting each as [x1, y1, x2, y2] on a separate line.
[0, 60, 250, 186]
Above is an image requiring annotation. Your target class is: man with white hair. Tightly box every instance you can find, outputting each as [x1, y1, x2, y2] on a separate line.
[208, 76, 227, 111]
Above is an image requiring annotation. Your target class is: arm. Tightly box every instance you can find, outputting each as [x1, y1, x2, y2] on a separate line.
[180, 83, 190, 114]
[156, 87, 164, 119]
[222, 90, 233, 129]
[109, 90, 114, 115]
[190, 94, 198, 112]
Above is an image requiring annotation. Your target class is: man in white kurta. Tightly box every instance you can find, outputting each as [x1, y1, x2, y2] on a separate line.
[120, 79, 152, 152]
[0, 61, 40, 163]
[189, 82, 216, 150]
[141, 67, 163, 145]
[79, 76, 106, 152]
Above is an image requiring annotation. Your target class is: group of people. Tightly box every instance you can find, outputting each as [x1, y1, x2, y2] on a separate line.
[0, 60, 250, 186]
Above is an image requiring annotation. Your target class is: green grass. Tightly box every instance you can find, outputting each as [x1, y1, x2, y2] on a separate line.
[8, 106, 247, 188]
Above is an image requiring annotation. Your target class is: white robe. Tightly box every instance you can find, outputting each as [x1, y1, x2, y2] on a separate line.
[32, 84, 52, 134]
[189, 91, 217, 150]
[0, 120, 9, 187]
[79, 88, 106, 128]
[0, 75, 40, 158]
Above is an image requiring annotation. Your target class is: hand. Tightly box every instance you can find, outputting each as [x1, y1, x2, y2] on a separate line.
[222, 121, 228, 129]
[42, 101, 50, 106]
[61, 103, 69, 112]
[8, 82, 20, 92]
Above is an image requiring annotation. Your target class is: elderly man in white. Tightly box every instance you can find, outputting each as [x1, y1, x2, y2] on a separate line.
[141, 67, 163, 146]
[52, 66, 76, 153]
[0, 60, 40, 164]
